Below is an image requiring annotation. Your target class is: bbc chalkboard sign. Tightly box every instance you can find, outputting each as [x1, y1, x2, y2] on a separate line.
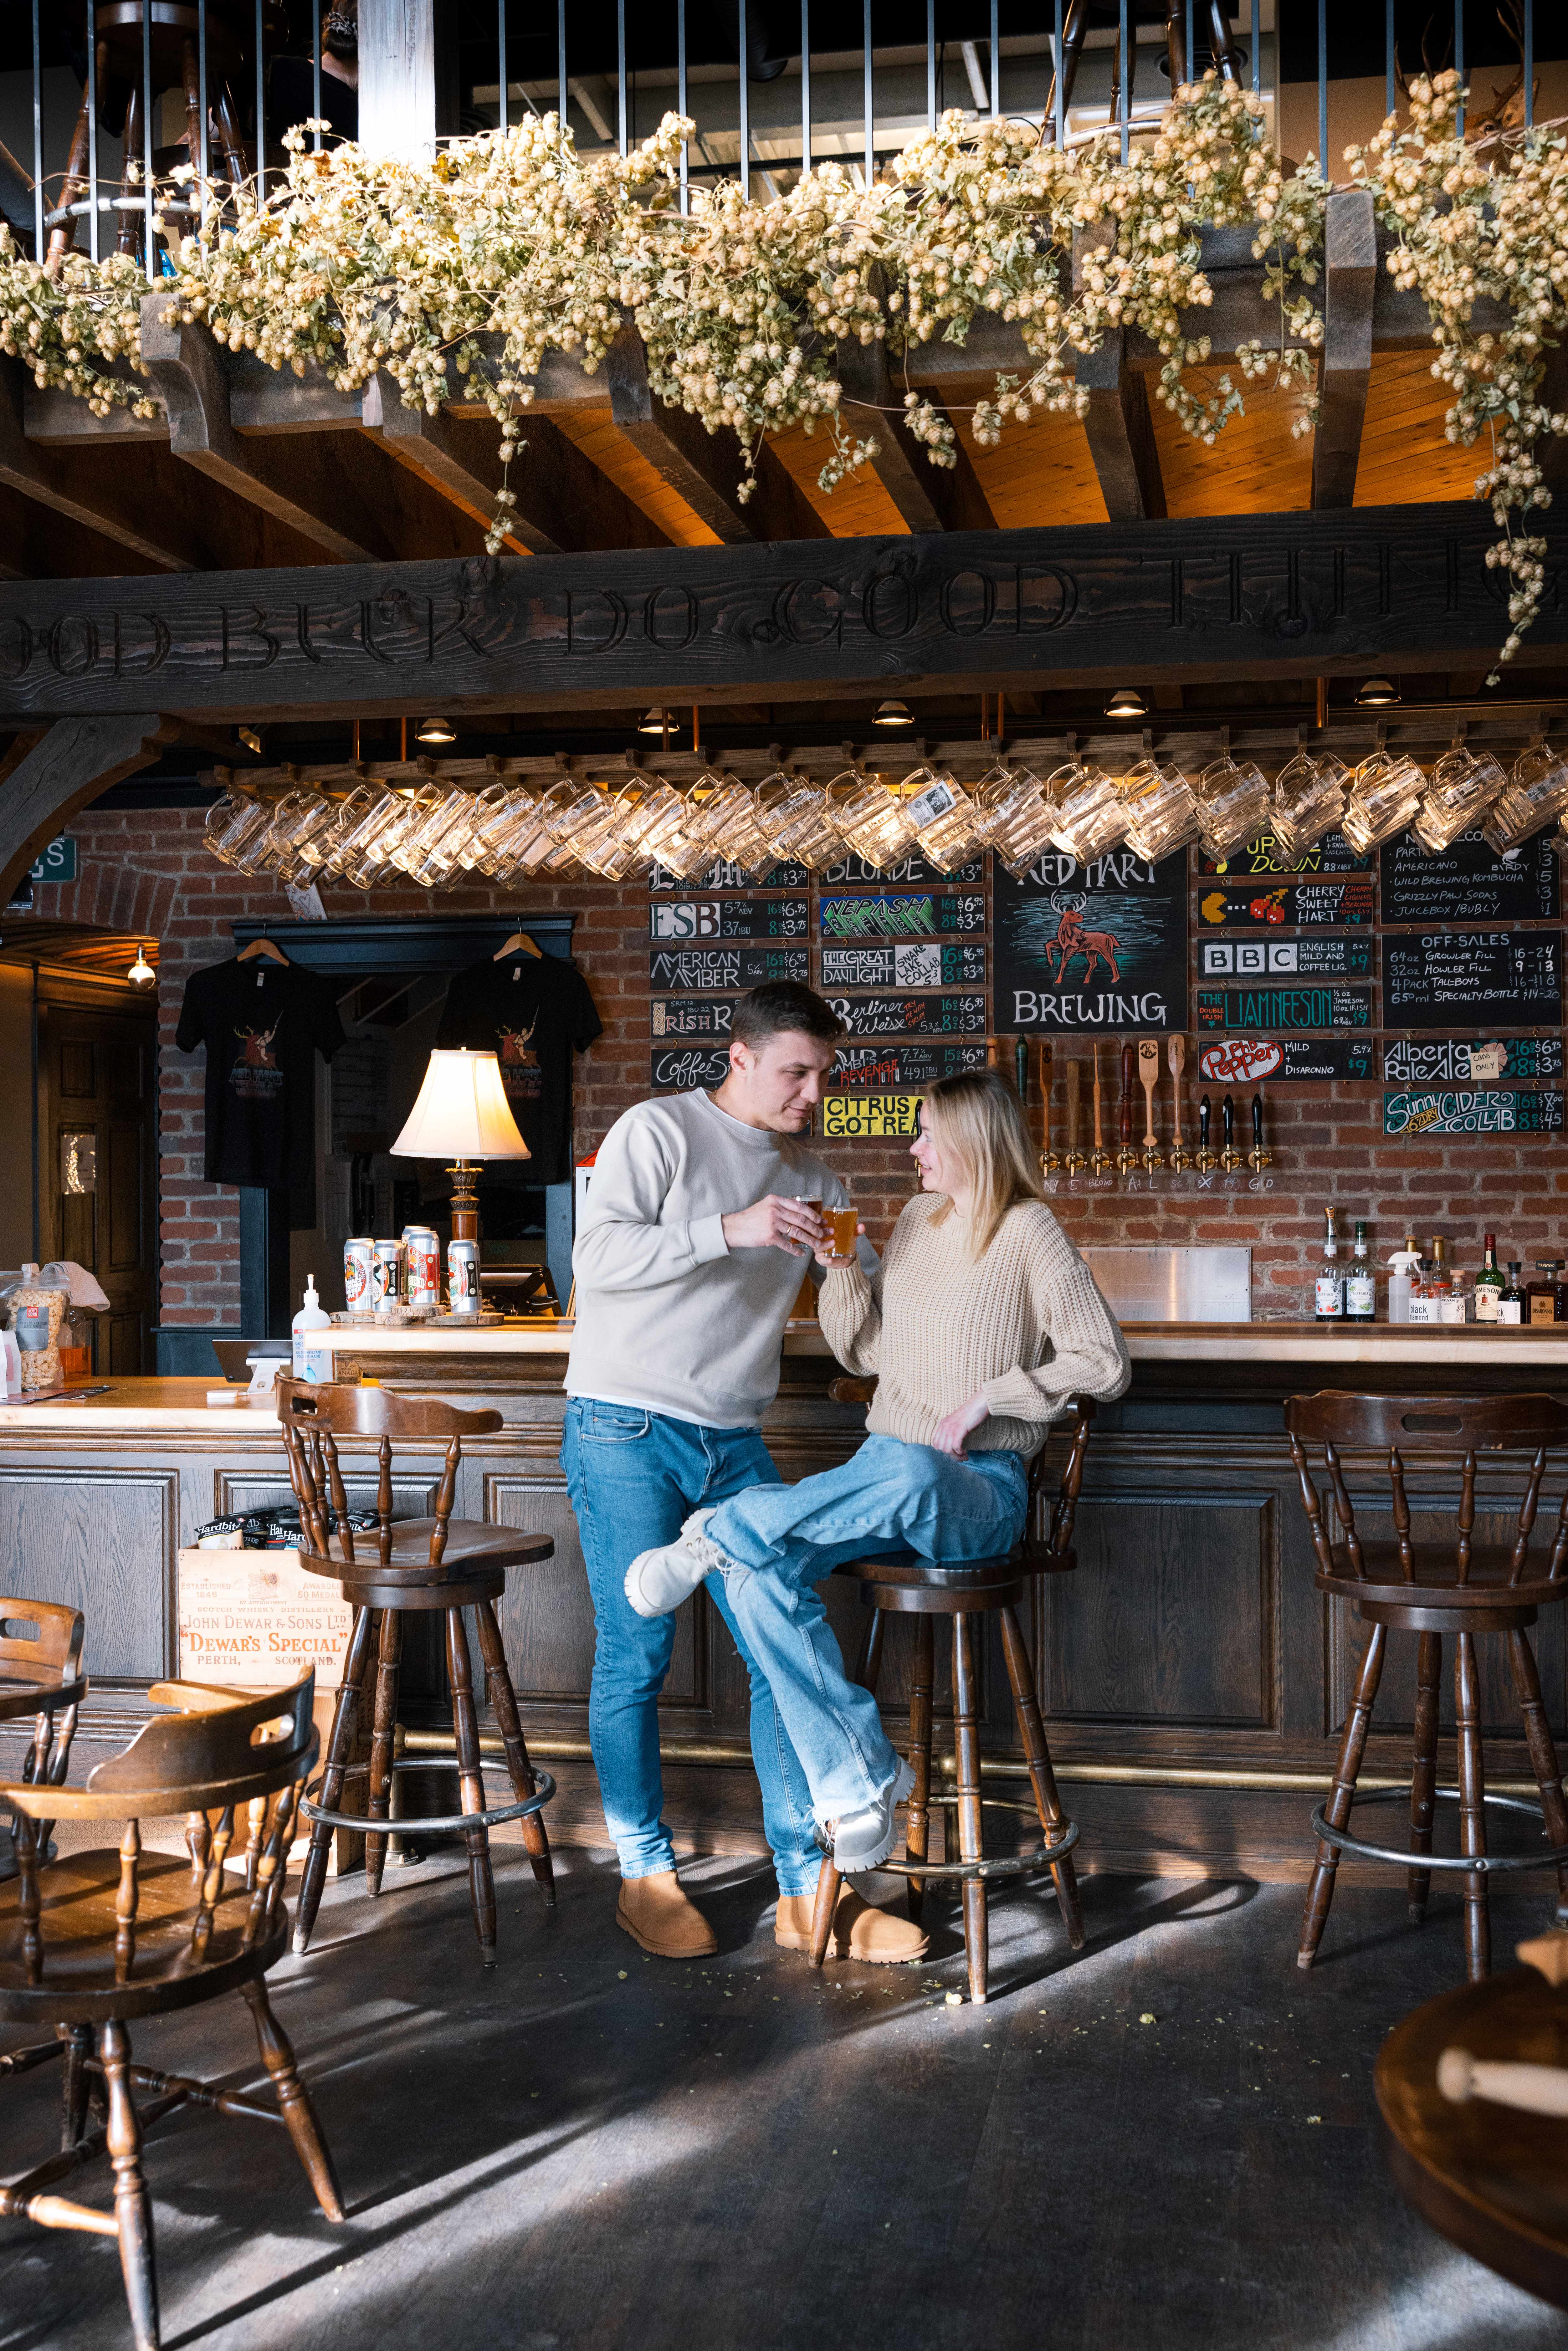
[823, 993, 989, 1037]
[649, 859, 807, 890]
[1381, 931, 1561, 1028]
[820, 942, 986, 988]
[1384, 1088, 1565, 1136]
[995, 849, 1188, 1033]
[649, 945, 809, 991]
[826, 1041, 989, 1089]
[1197, 985, 1373, 1032]
[1200, 936, 1370, 980]
[1201, 831, 1371, 878]
[1198, 1037, 1376, 1083]
[818, 892, 986, 939]
[649, 897, 808, 941]
[652, 1045, 730, 1092]
[1197, 876, 1375, 927]
[650, 996, 734, 1037]
[1381, 832, 1558, 926]
[1383, 1035, 1564, 1083]
[822, 852, 985, 888]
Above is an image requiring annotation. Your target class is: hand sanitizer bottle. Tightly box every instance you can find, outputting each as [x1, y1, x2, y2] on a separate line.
[291, 1276, 333, 1384]
[1386, 1238, 1422, 1325]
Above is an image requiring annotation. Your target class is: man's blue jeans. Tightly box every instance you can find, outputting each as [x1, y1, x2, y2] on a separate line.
[560, 1398, 822, 1895]
[704, 1436, 1029, 1826]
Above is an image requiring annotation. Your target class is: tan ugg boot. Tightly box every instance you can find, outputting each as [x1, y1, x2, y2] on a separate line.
[615, 1871, 718, 1958]
[775, 1886, 929, 1964]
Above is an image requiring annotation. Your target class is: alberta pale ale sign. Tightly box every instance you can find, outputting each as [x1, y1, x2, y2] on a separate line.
[994, 850, 1188, 1033]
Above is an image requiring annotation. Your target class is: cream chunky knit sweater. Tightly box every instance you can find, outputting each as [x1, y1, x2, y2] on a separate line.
[818, 1192, 1130, 1458]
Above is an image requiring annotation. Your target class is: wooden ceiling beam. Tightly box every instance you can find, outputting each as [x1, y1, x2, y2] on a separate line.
[1312, 191, 1377, 511]
[603, 326, 827, 543]
[1071, 228, 1166, 522]
[835, 309, 998, 533]
[0, 361, 200, 571]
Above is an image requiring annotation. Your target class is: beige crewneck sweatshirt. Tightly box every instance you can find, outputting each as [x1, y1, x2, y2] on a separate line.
[818, 1191, 1129, 1457]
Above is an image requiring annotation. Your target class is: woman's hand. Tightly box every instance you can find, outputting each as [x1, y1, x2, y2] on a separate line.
[933, 1393, 991, 1457]
[814, 1221, 867, 1269]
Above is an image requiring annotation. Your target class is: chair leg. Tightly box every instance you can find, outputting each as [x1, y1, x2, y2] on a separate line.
[807, 1855, 842, 1968]
[853, 1605, 885, 1694]
[952, 1612, 988, 2005]
[240, 1978, 346, 2223]
[1508, 1626, 1568, 1923]
[60, 2022, 96, 2150]
[364, 1607, 404, 1899]
[448, 1606, 499, 1966]
[1408, 1631, 1442, 1924]
[100, 2018, 159, 2351]
[473, 1597, 555, 1906]
[1299, 1618, 1386, 1971]
[1455, 1631, 1490, 1983]
[999, 1604, 1085, 1952]
[904, 1615, 935, 1928]
[293, 1604, 376, 1956]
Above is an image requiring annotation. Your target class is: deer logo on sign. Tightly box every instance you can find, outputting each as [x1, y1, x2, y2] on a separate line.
[1043, 892, 1122, 988]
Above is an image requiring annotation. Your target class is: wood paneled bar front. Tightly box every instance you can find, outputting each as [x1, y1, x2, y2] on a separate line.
[3, 1325, 1564, 1883]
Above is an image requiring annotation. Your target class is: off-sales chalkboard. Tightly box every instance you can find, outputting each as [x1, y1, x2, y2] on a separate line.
[649, 945, 808, 990]
[1381, 932, 1561, 1029]
[1197, 876, 1375, 927]
[826, 1041, 989, 1089]
[1198, 1037, 1376, 1083]
[1200, 936, 1370, 979]
[1201, 831, 1371, 877]
[649, 896, 808, 940]
[1380, 832, 1559, 926]
[995, 849, 1188, 1033]
[1197, 985, 1374, 1032]
[820, 943, 986, 988]
[822, 993, 989, 1037]
[818, 892, 985, 939]
[1383, 1035, 1564, 1083]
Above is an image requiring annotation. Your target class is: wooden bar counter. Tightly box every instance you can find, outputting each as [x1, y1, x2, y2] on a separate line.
[3, 1323, 1565, 1880]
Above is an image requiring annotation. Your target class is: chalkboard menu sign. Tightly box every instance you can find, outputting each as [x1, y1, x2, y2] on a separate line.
[1384, 1088, 1565, 1136]
[821, 943, 986, 988]
[1380, 832, 1559, 925]
[995, 850, 1188, 1033]
[827, 1041, 989, 1089]
[1201, 831, 1371, 878]
[652, 1044, 730, 1092]
[1197, 985, 1373, 1032]
[823, 993, 989, 1037]
[1381, 932, 1561, 1029]
[1198, 1037, 1376, 1083]
[651, 996, 734, 1037]
[649, 896, 808, 940]
[649, 859, 807, 891]
[649, 945, 808, 990]
[1200, 936, 1369, 979]
[822, 852, 985, 888]
[1198, 876, 1375, 927]
[1383, 1035, 1564, 1083]
[819, 892, 985, 939]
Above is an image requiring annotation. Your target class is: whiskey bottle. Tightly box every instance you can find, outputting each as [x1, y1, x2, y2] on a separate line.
[1473, 1233, 1505, 1325]
[1314, 1208, 1345, 1321]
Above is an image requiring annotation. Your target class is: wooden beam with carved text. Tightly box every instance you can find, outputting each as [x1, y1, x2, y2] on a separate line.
[0, 506, 1550, 726]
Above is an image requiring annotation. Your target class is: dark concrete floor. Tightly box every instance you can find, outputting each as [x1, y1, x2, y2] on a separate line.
[3, 1846, 1566, 2351]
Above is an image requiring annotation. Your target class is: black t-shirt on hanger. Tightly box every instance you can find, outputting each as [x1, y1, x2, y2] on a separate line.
[435, 952, 602, 1186]
[176, 956, 346, 1189]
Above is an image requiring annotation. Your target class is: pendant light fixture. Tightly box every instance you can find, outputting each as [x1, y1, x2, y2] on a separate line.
[126, 941, 156, 988]
[1104, 685, 1148, 720]
[874, 699, 914, 727]
[1354, 678, 1401, 708]
[416, 716, 456, 745]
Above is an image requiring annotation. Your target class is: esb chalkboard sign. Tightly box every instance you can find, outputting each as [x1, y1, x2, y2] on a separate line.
[1381, 931, 1561, 1029]
[1380, 832, 1558, 925]
[649, 897, 808, 940]
[994, 849, 1188, 1033]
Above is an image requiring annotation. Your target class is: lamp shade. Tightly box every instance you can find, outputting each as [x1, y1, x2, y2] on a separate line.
[390, 1049, 531, 1160]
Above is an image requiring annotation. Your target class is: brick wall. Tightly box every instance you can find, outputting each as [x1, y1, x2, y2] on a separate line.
[33, 804, 1568, 1326]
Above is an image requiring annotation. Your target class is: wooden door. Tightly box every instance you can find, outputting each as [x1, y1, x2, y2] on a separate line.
[37, 986, 158, 1375]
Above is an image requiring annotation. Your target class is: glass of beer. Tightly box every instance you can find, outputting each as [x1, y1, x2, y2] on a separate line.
[826, 1203, 858, 1261]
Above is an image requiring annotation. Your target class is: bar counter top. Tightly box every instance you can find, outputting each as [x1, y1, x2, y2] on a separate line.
[6, 1319, 1568, 1430]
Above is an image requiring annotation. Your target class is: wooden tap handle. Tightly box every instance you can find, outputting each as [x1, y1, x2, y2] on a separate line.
[1065, 1057, 1080, 1150]
[1039, 1042, 1052, 1150]
[1168, 1037, 1186, 1140]
[1138, 1038, 1160, 1147]
[1119, 1044, 1134, 1146]
[1091, 1043, 1103, 1150]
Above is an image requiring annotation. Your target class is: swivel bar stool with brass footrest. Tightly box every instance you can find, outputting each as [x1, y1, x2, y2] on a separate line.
[274, 1378, 557, 1969]
[1285, 1391, 1568, 1985]
[807, 1387, 1094, 2005]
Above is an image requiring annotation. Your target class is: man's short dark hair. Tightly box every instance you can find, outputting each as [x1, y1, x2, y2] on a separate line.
[730, 981, 844, 1050]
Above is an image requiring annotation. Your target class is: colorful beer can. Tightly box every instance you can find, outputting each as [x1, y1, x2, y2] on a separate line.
[401, 1224, 440, 1310]
[371, 1238, 403, 1313]
[447, 1238, 481, 1314]
[344, 1237, 375, 1313]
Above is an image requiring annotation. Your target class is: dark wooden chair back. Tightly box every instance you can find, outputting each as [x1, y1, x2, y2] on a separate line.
[0, 1597, 85, 1696]
[274, 1376, 503, 1576]
[826, 1379, 1095, 1566]
[1284, 1391, 1568, 1590]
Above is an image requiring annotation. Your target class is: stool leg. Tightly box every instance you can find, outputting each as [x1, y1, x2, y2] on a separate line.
[1298, 1618, 1385, 1971]
[241, 1978, 345, 2223]
[952, 1611, 988, 2004]
[448, 1606, 499, 1966]
[853, 1606, 885, 1694]
[474, 1596, 555, 1906]
[1455, 1631, 1490, 1982]
[364, 1608, 404, 1899]
[905, 1615, 935, 1927]
[100, 2018, 158, 2351]
[1408, 1631, 1442, 1924]
[60, 2021, 95, 2150]
[999, 1604, 1084, 1952]
[293, 1603, 376, 1957]
[807, 1853, 843, 1968]
[1508, 1627, 1568, 1922]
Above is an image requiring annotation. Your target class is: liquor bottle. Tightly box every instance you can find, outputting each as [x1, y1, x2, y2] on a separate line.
[1346, 1222, 1376, 1322]
[1407, 1244, 1433, 1326]
[1527, 1261, 1564, 1326]
[1499, 1262, 1527, 1325]
[1473, 1233, 1505, 1324]
[1432, 1238, 1470, 1324]
[1314, 1208, 1345, 1321]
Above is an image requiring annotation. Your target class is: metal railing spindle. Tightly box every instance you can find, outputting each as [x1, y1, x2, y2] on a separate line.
[499, 0, 509, 131]
[1524, 0, 1534, 128]
[618, 0, 628, 153]
[990, 0, 999, 115]
[87, 0, 100, 260]
[1386, 0, 1395, 119]
[1250, 0, 1259, 96]
[801, 0, 811, 169]
[1455, 0, 1465, 137]
[679, 0, 689, 207]
[740, 0, 751, 193]
[197, 0, 208, 225]
[863, 0, 873, 186]
[1053, 0, 1063, 143]
[313, 8, 323, 147]
[256, 0, 267, 209]
[1119, 0, 1129, 162]
[31, 0, 43, 261]
[1317, 0, 1327, 176]
[142, 0, 154, 267]
[558, 0, 567, 133]
[926, 0, 935, 131]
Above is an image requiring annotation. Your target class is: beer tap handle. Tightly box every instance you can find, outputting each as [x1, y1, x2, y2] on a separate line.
[1039, 1042, 1058, 1171]
[1091, 1043, 1104, 1154]
[1167, 1037, 1189, 1168]
[1016, 1036, 1029, 1110]
[1252, 1093, 1264, 1152]
[1120, 1044, 1134, 1147]
[1223, 1094, 1235, 1150]
[1065, 1057, 1080, 1160]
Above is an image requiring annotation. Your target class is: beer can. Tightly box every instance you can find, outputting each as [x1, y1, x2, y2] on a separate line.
[371, 1238, 404, 1313]
[401, 1224, 440, 1310]
[344, 1237, 375, 1313]
[447, 1238, 481, 1314]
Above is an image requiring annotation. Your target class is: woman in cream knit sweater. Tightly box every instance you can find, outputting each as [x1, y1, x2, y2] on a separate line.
[623, 1068, 1130, 1891]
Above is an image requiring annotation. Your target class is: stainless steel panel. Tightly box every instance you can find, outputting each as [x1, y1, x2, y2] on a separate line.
[1080, 1246, 1252, 1325]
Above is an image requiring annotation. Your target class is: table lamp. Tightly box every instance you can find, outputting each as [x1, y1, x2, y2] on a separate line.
[390, 1048, 530, 1244]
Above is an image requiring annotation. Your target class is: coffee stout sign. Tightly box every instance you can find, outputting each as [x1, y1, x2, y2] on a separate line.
[995, 850, 1189, 1033]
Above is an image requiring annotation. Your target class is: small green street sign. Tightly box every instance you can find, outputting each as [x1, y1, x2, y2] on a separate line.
[30, 837, 76, 884]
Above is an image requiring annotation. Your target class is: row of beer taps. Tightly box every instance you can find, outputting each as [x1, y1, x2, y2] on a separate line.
[1007, 1038, 1272, 1177]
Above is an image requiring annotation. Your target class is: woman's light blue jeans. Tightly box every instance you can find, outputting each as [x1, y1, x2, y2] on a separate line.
[705, 1435, 1029, 1827]
[560, 1397, 823, 1895]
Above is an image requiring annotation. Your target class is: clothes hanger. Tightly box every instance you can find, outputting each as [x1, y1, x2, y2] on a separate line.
[493, 929, 543, 965]
[237, 937, 289, 964]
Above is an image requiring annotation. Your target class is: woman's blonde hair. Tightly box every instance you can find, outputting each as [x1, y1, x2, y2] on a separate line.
[921, 1068, 1046, 1257]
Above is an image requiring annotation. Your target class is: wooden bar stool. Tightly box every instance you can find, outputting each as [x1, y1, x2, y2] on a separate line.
[0, 1596, 87, 1883]
[0, 1671, 341, 2351]
[808, 1392, 1094, 2004]
[1285, 1391, 1568, 1985]
[275, 1377, 557, 1969]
